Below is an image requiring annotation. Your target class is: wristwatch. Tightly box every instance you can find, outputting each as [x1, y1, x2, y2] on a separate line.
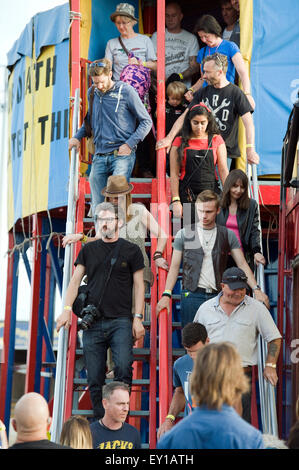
[265, 363, 276, 368]
[133, 313, 143, 319]
[252, 285, 261, 291]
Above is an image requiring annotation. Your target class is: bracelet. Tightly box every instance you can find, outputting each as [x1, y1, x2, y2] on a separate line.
[80, 233, 88, 243]
[166, 414, 175, 422]
[188, 87, 194, 93]
[153, 254, 163, 261]
[172, 196, 181, 202]
[246, 144, 255, 148]
[162, 290, 172, 298]
[142, 61, 147, 67]
[265, 363, 276, 368]
[133, 313, 143, 319]
[178, 73, 183, 80]
[64, 306, 72, 311]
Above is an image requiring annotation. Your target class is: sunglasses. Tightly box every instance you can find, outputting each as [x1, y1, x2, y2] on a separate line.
[95, 216, 118, 222]
[223, 275, 247, 282]
[89, 61, 106, 69]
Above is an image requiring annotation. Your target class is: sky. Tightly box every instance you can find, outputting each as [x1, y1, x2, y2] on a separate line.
[0, 0, 67, 322]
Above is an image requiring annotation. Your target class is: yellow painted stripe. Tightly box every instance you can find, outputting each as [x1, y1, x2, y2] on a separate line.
[80, 0, 92, 60]
[22, 47, 54, 218]
[236, 0, 253, 172]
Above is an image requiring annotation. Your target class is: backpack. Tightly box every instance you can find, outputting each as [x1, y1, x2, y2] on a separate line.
[118, 37, 151, 109]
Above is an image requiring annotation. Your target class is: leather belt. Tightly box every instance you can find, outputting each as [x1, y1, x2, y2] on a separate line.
[196, 287, 218, 295]
[243, 366, 252, 373]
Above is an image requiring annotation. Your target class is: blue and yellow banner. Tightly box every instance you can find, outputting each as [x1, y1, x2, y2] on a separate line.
[7, 3, 70, 229]
[248, 0, 299, 176]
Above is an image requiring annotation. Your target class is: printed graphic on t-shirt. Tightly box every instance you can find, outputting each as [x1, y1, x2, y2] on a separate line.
[96, 440, 135, 449]
[201, 95, 231, 132]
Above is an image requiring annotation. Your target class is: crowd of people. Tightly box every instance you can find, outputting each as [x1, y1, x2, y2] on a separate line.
[2, 0, 298, 452]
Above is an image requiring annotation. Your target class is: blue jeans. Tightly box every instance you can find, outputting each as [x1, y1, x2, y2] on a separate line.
[180, 288, 218, 328]
[82, 317, 134, 419]
[89, 150, 136, 216]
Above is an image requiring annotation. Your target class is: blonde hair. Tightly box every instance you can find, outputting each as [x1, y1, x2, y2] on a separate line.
[190, 342, 249, 410]
[167, 81, 187, 100]
[60, 416, 93, 449]
[104, 193, 133, 222]
[89, 58, 112, 77]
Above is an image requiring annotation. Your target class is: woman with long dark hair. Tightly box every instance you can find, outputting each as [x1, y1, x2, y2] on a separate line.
[170, 102, 229, 220]
[217, 169, 266, 269]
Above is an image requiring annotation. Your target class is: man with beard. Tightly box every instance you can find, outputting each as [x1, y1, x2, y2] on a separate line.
[193, 267, 281, 423]
[56, 202, 145, 420]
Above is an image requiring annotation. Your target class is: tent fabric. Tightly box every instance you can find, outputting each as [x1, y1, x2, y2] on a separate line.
[7, 4, 70, 229]
[250, 0, 299, 175]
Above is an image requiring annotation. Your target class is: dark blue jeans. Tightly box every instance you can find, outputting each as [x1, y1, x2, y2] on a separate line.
[180, 288, 218, 328]
[82, 317, 134, 419]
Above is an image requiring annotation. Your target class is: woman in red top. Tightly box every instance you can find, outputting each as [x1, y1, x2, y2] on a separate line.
[170, 102, 229, 219]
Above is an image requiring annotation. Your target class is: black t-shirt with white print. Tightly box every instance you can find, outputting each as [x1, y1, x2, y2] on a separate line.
[90, 420, 141, 449]
[190, 83, 253, 158]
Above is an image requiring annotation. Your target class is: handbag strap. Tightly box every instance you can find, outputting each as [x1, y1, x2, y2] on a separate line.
[96, 238, 124, 311]
[180, 134, 214, 193]
[119, 35, 130, 56]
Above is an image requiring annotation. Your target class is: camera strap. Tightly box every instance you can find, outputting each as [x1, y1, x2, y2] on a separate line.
[96, 238, 124, 312]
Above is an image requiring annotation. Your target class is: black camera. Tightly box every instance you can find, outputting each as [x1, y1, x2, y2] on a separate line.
[77, 304, 100, 330]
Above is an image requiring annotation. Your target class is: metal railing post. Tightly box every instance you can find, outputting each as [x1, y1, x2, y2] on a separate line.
[51, 88, 80, 442]
[250, 164, 279, 436]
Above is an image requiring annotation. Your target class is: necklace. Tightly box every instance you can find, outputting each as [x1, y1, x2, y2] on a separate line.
[201, 228, 215, 246]
[208, 39, 223, 56]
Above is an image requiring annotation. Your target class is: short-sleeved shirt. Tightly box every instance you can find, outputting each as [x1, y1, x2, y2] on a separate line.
[172, 134, 225, 180]
[173, 354, 194, 416]
[173, 225, 240, 291]
[105, 34, 157, 81]
[90, 421, 141, 449]
[193, 293, 282, 366]
[197, 39, 240, 84]
[151, 29, 199, 88]
[75, 238, 144, 318]
[189, 83, 253, 158]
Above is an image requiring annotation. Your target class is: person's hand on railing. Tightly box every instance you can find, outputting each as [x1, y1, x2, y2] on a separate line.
[154, 257, 169, 271]
[62, 233, 83, 248]
[172, 201, 183, 219]
[254, 289, 270, 310]
[68, 137, 80, 152]
[156, 296, 170, 317]
[254, 252, 266, 265]
[56, 309, 72, 332]
[247, 147, 260, 165]
[156, 136, 173, 154]
[263, 365, 278, 387]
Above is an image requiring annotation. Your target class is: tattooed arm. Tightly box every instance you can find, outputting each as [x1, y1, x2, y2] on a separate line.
[263, 338, 281, 386]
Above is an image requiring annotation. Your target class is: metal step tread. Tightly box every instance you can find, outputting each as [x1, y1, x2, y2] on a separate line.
[73, 377, 150, 385]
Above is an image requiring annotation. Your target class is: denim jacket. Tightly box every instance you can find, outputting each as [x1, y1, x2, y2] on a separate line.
[74, 81, 152, 154]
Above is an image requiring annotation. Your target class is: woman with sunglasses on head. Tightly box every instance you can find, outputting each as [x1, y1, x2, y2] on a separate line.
[105, 3, 157, 81]
[217, 169, 266, 271]
[185, 15, 254, 110]
[170, 103, 229, 220]
[63, 175, 169, 277]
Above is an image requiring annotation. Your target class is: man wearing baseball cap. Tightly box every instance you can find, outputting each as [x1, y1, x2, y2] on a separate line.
[193, 266, 282, 423]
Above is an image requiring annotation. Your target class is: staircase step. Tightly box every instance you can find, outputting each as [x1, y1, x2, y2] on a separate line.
[72, 409, 150, 417]
[73, 378, 150, 386]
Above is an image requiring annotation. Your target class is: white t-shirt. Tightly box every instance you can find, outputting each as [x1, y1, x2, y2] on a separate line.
[105, 34, 157, 80]
[151, 28, 199, 88]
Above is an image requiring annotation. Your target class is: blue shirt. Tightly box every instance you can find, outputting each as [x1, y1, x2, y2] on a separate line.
[156, 405, 264, 449]
[74, 81, 152, 154]
[197, 39, 240, 85]
[173, 354, 194, 416]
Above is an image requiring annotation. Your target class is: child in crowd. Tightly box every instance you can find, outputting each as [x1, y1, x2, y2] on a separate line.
[165, 81, 188, 175]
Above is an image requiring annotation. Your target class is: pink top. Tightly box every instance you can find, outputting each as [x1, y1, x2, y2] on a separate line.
[226, 214, 243, 250]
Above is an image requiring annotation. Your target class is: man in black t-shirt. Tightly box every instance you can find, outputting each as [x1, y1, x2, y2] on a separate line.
[57, 203, 145, 420]
[156, 53, 260, 166]
[90, 382, 141, 449]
